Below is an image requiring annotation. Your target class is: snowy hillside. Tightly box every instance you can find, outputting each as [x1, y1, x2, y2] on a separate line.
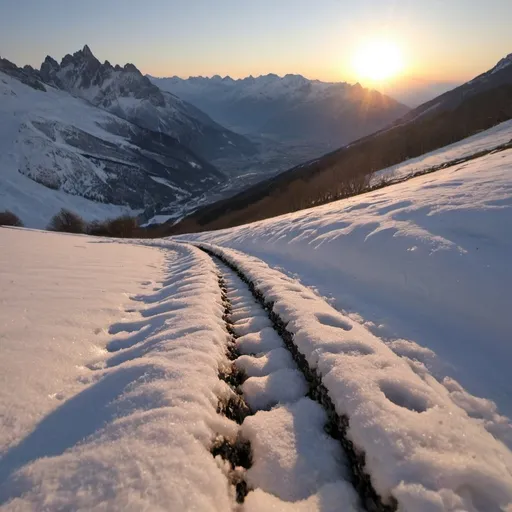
[152, 73, 409, 147]
[373, 118, 512, 184]
[1, 219, 512, 510]
[182, 141, 512, 423]
[2, 119, 512, 511]
[0, 66, 223, 228]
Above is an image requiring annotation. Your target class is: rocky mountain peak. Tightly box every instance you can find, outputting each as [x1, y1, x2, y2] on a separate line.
[82, 44, 93, 57]
[36, 46, 162, 105]
[493, 53, 512, 74]
[123, 63, 140, 74]
[43, 55, 59, 69]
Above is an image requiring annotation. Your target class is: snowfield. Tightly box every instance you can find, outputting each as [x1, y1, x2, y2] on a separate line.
[0, 229, 235, 509]
[1, 121, 512, 511]
[182, 144, 512, 422]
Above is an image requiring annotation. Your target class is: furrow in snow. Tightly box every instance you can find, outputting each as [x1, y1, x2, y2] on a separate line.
[193, 243, 512, 512]
[212, 270, 253, 503]
[206, 255, 362, 511]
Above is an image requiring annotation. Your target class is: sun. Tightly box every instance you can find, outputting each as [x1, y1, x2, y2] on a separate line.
[352, 39, 404, 83]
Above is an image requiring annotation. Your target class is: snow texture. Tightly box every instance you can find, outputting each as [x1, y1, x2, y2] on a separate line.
[220, 262, 360, 509]
[192, 242, 512, 511]
[180, 130, 512, 426]
[0, 229, 237, 510]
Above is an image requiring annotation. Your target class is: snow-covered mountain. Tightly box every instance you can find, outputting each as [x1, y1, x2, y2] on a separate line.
[31, 46, 257, 161]
[0, 59, 224, 228]
[151, 73, 409, 146]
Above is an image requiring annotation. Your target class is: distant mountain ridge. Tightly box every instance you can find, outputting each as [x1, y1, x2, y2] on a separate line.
[27, 46, 257, 161]
[151, 73, 409, 148]
[399, 53, 512, 124]
[166, 52, 512, 235]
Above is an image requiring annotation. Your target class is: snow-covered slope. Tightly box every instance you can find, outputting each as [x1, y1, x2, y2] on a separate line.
[152, 73, 409, 147]
[39, 46, 257, 161]
[180, 141, 512, 427]
[0, 65, 223, 228]
[2, 227, 511, 511]
[0, 229, 236, 509]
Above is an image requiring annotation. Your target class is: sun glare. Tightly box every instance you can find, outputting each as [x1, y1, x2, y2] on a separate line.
[352, 39, 404, 83]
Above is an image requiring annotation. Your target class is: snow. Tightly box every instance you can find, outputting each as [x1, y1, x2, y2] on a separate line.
[176, 124, 512, 509]
[245, 482, 360, 512]
[142, 214, 175, 226]
[0, 72, 138, 228]
[218, 261, 360, 509]
[149, 175, 187, 194]
[0, 228, 165, 454]
[191, 242, 512, 511]
[372, 118, 512, 184]
[180, 144, 512, 425]
[241, 369, 308, 411]
[491, 53, 512, 75]
[2, 117, 512, 510]
[0, 229, 237, 509]
[241, 398, 357, 506]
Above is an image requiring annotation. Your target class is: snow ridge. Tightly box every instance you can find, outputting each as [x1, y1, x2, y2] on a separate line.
[0, 242, 237, 510]
[203, 248, 392, 511]
[192, 243, 512, 512]
[211, 255, 360, 510]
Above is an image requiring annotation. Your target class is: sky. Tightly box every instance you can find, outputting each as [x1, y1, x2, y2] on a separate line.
[1, 0, 511, 89]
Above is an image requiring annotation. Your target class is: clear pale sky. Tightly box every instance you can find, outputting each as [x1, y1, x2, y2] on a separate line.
[1, 0, 511, 85]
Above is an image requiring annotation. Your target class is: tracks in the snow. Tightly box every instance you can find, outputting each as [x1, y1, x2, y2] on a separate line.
[202, 247, 397, 512]
[213, 272, 252, 503]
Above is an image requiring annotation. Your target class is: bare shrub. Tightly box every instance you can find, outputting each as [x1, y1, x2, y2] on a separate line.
[105, 216, 139, 238]
[87, 215, 140, 238]
[47, 209, 86, 233]
[87, 220, 111, 237]
[0, 211, 24, 227]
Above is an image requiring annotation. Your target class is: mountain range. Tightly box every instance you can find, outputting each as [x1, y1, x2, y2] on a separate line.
[0, 46, 414, 228]
[3, 45, 511, 232]
[151, 73, 409, 147]
[0, 55, 227, 227]
[167, 52, 512, 234]
[29, 46, 257, 162]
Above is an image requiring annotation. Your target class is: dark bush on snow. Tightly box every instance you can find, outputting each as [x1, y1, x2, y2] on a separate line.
[104, 215, 139, 238]
[87, 220, 111, 237]
[87, 215, 140, 238]
[0, 211, 24, 227]
[47, 209, 86, 234]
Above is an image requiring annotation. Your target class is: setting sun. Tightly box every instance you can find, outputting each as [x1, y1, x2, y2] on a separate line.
[352, 39, 404, 82]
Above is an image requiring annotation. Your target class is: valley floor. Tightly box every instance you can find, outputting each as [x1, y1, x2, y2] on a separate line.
[1, 140, 512, 511]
